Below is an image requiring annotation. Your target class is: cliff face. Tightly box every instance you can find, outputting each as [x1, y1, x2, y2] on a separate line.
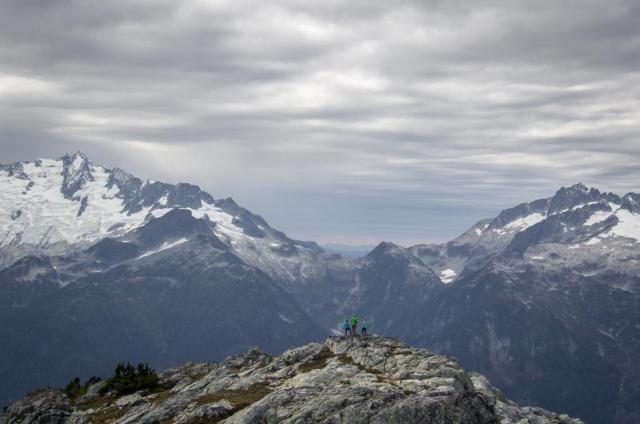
[2, 336, 582, 424]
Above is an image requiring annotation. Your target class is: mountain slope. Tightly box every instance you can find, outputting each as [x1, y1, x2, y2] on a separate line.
[1, 336, 582, 424]
[343, 184, 640, 424]
[0, 207, 326, 407]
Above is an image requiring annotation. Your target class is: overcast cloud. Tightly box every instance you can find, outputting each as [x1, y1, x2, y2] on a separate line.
[1, 0, 639, 245]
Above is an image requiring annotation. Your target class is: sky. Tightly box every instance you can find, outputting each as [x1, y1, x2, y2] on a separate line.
[1, 0, 639, 246]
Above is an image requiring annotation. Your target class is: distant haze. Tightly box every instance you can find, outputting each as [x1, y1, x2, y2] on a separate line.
[1, 0, 639, 245]
[323, 244, 376, 258]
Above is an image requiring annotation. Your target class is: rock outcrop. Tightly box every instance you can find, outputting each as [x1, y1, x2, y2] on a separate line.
[1, 336, 582, 424]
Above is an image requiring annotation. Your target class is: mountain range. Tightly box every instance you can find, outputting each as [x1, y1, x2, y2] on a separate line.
[1, 152, 639, 423]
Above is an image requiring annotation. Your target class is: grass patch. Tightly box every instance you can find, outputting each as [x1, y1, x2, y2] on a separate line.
[337, 354, 355, 365]
[337, 354, 382, 375]
[88, 405, 128, 424]
[190, 381, 272, 423]
[149, 389, 174, 405]
[495, 389, 508, 403]
[144, 380, 176, 398]
[297, 347, 334, 373]
[196, 381, 272, 409]
[364, 366, 383, 375]
[183, 417, 224, 424]
[75, 395, 109, 412]
[337, 353, 400, 387]
[375, 374, 398, 385]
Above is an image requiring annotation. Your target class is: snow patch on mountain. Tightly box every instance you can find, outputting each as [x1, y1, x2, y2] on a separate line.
[278, 313, 294, 324]
[474, 222, 490, 236]
[503, 212, 545, 232]
[149, 203, 246, 244]
[490, 212, 546, 236]
[585, 208, 615, 226]
[136, 237, 189, 260]
[584, 237, 602, 245]
[439, 268, 457, 284]
[604, 209, 640, 241]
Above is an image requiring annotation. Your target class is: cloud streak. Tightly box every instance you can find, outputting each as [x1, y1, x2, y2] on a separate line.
[1, 0, 639, 245]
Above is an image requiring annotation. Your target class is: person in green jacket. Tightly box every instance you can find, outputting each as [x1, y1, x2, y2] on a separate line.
[362, 318, 369, 336]
[350, 314, 358, 336]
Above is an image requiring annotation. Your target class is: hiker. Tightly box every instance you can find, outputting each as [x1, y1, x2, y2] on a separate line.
[343, 319, 351, 336]
[350, 314, 358, 336]
[362, 318, 368, 336]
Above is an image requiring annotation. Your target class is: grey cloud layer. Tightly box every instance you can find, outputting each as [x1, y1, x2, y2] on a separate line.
[1, 0, 639, 244]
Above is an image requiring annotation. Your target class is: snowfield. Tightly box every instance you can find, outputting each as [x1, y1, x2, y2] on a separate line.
[0, 159, 151, 249]
[0, 153, 327, 284]
[439, 268, 457, 284]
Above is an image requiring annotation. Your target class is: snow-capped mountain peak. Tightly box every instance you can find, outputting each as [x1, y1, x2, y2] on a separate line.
[409, 183, 640, 286]
[0, 154, 324, 279]
[547, 183, 620, 215]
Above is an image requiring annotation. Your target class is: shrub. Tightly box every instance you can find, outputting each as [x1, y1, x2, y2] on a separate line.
[99, 362, 159, 396]
[63, 375, 102, 399]
[63, 377, 84, 399]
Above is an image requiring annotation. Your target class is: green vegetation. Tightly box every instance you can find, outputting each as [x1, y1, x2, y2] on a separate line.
[195, 381, 271, 407]
[337, 354, 355, 365]
[99, 362, 159, 396]
[145, 379, 178, 404]
[63, 376, 101, 399]
[88, 405, 129, 424]
[193, 381, 272, 422]
[297, 347, 335, 373]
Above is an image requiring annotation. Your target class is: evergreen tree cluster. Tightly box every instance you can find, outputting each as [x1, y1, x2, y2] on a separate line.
[99, 362, 159, 396]
[63, 376, 101, 399]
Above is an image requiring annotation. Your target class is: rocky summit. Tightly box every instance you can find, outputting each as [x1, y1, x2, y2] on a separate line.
[1, 336, 581, 424]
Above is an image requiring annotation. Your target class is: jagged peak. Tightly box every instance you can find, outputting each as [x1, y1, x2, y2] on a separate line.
[60, 152, 94, 199]
[568, 182, 592, 193]
[621, 192, 640, 213]
[109, 167, 134, 182]
[548, 183, 621, 215]
[59, 150, 90, 164]
[216, 197, 239, 209]
[552, 183, 599, 199]
[552, 182, 621, 200]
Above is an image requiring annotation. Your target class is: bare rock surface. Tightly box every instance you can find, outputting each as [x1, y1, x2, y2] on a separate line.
[2, 336, 583, 424]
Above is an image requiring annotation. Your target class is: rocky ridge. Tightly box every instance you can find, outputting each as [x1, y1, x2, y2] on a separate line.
[1, 336, 581, 424]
